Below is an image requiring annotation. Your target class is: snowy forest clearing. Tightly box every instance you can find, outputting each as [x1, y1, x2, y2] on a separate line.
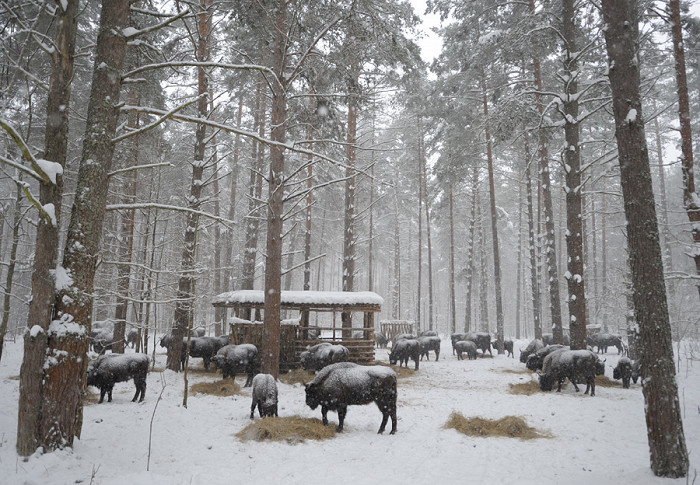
[1, 338, 698, 485]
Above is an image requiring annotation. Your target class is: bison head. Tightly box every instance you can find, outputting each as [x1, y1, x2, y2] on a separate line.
[304, 382, 320, 410]
[539, 373, 554, 392]
[595, 359, 605, 376]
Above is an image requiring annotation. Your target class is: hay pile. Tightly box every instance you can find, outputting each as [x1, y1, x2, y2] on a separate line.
[595, 374, 618, 388]
[444, 412, 549, 440]
[236, 416, 336, 443]
[508, 380, 543, 395]
[190, 379, 241, 397]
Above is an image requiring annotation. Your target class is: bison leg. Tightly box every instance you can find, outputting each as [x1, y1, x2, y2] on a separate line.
[244, 371, 254, 387]
[378, 412, 389, 434]
[203, 357, 210, 371]
[336, 406, 347, 432]
[321, 406, 329, 426]
[250, 400, 258, 419]
[435, 348, 439, 361]
[106, 385, 114, 402]
[98, 387, 107, 404]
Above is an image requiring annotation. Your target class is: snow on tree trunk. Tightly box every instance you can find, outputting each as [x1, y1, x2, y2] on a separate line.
[601, 0, 689, 476]
[46, 0, 130, 450]
[342, 67, 358, 338]
[262, 0, 287, 378]
[16, 0, 78, 457]
[562, 0, 587, 349]
[524, 134, 542, 339]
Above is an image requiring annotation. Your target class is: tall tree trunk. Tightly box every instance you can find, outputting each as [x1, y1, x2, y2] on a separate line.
[168, 0, 210, 370]
[304, 92, 314, 291]
[525, 134, 542, 339]
[652, 100, 674, 294]
[241, 75, 267, 293]
[261, 0, 288, 378]
[669, 0, 700, 300]
[211, 93, 222, 336]
[44, 0, 129, 450]
[480, 68, 504, 352]
[342, 67, 359, 337]
[0, 183, 24, 363]
[421, 133, 434, 331]
[562, 0, 587, 349]
[602, 0, 689, 476]
[515, 169, 523, 339]
[16, 0, 77, 457]
[392, 184, 401, 319]
[477, 199, 489, 332]
[416, 119, 423, 330]
[464, 161, 478, 333]
[530, 0, 562, 342]
[448, 183, 456, 334]
[113, 86, 140, 354]
[223, 97, 243, 293]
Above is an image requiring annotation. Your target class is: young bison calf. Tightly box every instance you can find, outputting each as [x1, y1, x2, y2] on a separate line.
[250, 374, 278, 419]
[86, 353, 149, 403]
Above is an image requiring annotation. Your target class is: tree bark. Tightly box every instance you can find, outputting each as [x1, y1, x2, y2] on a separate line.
[44, 0, 130, 450]
[562, 0, 587, 349]
[524, 134, 542, 339]
[480, 68, 504, 352]
[448, 183, 456, 334]
[168, 0, 211, 370]
[113, 86, 140, 354]
[602, 0, 689, 476]
[530, 0, 562, 342]
[421, 129, 434, 331]
[261, 0, 288, 378]
[0, 183, 24, 363]
[669, 0, 700, 300]
[342, 67, 358, 337]
[16, 0, 78, 456]
[464, 160, 478, 333]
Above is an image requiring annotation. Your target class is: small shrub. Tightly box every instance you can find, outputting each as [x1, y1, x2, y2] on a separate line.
[444, 412, 549, 440]
[236, 416, 336, 443]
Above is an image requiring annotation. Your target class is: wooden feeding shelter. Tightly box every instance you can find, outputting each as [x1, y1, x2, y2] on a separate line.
[212, 290, 383, 370]
[379, 320, 416, 342]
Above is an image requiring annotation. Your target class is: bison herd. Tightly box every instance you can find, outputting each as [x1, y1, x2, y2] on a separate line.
[84, 327, 637, 436]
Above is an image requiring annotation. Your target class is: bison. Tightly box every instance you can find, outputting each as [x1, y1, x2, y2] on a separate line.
[388, 338, 420, 370]
[211, 343, 259, 386]
[491, 338, 514, 358]
[464, 332, 492, 357]
[519, 338, 545, 364]
[542, 333, 571, 346]
[613, 357, 633, 388]
[417, 335, 441, 361]
[525, 345, 568, 371]
[86, 353, 149, 403]
[450, 333, 466, 356]
[305, 362, 397, 434]
[250, 373, 278, 419]
[180, 335, 230, 370]
[300, 342, 349, 371]
[539, 349, 604, 396]
[454, 340, 478, 360]
[587, 333, 624, 354]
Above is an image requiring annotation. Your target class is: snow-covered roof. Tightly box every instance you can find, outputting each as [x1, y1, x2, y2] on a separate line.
[212, 290, 383, 311]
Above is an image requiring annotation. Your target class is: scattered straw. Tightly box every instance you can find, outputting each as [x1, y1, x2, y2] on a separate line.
[508, 380, 543, 395]
[190, 379, 241, 397]
[495, 368, 532, 375]
[82, 389, 101, 406]
[595, 375, 618, 388]
[373, 361, 416, 379]
[7, 375, 19, 381]
[444, 412, 549, 440]
[236, 416, 336, 443]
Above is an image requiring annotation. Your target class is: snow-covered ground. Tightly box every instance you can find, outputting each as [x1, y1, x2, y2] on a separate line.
[0, 337, 698, 485]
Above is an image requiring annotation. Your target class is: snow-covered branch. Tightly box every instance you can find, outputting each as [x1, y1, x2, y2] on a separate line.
[105, 203, 234, 227]
[108, 162, 173, 178]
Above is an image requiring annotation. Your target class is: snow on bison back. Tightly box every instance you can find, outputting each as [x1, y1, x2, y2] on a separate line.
[305, 362, 397, 434]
